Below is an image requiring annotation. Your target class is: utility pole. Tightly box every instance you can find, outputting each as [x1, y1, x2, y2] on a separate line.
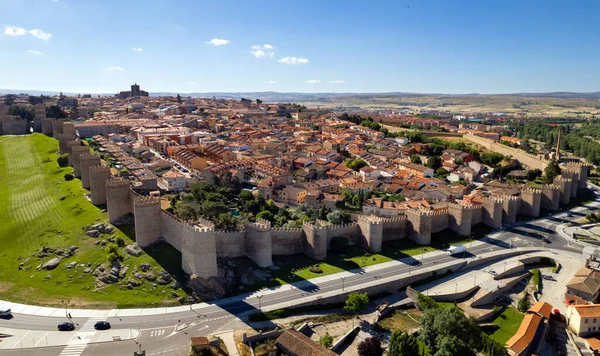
[341, 276, 347, 291]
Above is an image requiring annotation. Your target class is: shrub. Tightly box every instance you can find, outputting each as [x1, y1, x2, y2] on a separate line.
[517, 294, 530, 313]
[115, 237, 125, 247]
[105, 243, 119, 254]
[57, 154, 69, 167]
[64, 173, 74, 181]
[417, 292, 439, 310]
[358, 337, 383, 356]
[107, 252, 120, 263]
[318, 332, 333, 348]
[308, 265, 323, 274]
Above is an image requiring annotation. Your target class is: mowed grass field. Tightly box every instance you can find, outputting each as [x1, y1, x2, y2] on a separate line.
[0, 134, 188, 308]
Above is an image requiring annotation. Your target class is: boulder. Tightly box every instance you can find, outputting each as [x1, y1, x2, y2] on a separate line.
[40, 257, 61, 270]
[144, 273, 157, 281]
[126, 245, 143, 257]
[86, 230, 99, 238]
[65, 262, 77, 269]
[140, 263, 151, 272]
[104, 225, 114, 233]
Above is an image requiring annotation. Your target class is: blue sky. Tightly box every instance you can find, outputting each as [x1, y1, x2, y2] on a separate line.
[1, 0, 599, 94]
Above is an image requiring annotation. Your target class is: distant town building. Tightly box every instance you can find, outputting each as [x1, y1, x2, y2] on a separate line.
[117, 83, 149, 98]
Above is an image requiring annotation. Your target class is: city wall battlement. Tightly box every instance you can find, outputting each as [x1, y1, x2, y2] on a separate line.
[44, 121, 591, 279]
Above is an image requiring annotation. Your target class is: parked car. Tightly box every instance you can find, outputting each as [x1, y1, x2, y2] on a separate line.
[94, 321, 111, 330]
[542, 237, 551, 244]
[0, 308, 12, 318]
[57, 322, 75, 331]
[485, 268, 497, 276]
[567, 212, 573, 217]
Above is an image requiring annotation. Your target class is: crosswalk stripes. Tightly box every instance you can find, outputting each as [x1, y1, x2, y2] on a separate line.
[58, 344, 88, 356]
[57, 317, 105, 356]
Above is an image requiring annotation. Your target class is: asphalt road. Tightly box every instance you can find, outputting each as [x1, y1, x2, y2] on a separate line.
[2, 187, 599, 356]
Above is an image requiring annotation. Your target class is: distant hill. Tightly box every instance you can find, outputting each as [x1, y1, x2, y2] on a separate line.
[1, 89, 599, 101]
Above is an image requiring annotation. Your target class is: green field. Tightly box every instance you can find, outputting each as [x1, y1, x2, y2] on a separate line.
[488, 307, 524, 344]
[0, 134, 188, 308]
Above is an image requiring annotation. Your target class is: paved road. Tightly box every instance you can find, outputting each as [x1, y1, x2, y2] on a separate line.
[1, 187, 599, 355]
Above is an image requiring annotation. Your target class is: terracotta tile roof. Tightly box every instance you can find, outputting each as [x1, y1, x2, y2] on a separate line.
[574, 304, 600, 318]
[529, 301, 553, 319]
[276, 330, 337, 356]
[585, 337, 600, 351]
[505, 313, 542, 355]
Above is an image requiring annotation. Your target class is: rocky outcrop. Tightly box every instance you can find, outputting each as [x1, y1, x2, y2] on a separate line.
[187, 274, 226, 300]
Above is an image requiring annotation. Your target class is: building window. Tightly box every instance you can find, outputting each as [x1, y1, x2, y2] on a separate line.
[595, 318, 598, 323]
[586, 319, 589, 324]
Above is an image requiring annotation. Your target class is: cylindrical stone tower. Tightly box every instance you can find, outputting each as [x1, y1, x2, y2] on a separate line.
[89, 165, 111, 205]
[79, 153, 101, 189]
[244, 218, 273, 267]
[106, 178, 132, 224]
[134, 196, 162, 248]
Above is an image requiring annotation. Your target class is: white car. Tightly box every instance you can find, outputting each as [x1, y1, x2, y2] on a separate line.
[485, 269, 497, 276]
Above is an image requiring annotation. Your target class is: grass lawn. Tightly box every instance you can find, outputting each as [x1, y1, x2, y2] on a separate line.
[236, 222, 491, 294]
[0, 134, 189, 308]
[377, 308, 423, 332]
[488, 307, 524, 344]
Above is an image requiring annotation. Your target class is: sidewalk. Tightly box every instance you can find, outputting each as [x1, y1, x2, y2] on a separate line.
[0, 327, 139, 350]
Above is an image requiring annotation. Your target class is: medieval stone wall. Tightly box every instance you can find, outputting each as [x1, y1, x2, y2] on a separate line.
[215, 230, 247, 257]
[519, 188, 542, 217]
[380, 216, 408, 242]
[463, 133, 549, 170]
[89, 165, 111, 205]
[271, 228, 305, 255]
[539, 185, 561, 211]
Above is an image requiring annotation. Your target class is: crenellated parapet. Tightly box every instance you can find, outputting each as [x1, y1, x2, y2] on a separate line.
[538, 185, 561, 211]
[405, 209, 434, 245]
[357, 215, 384, 252]
[447, 202, 478, 236]
[481, 196, 503, 229]
[565, 162, 589, 189]
[71, 145, 90, 177]
[106, 178, 133, 224]
[553, 176, 573, 205]
[79, 153, 101, 189]
[500, 194, 520, 224]
[134, 195, 161, 248]
[89, 165, 111, 205]
[51, 120, 63, 137]
[41, 118, 53, 135]
[519, 188, 541, 218]
[66, 140, 80, 165]
[244, 218, 273, 267]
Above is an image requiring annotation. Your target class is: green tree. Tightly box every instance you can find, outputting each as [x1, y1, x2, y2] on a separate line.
[517, 293, 530, 313]
[346, 159, 368, 172]
[480, 152, 505, 167]
[426, 156, 442, 170]
[388, 331, 419, 356]
[256, 210, 275, 222]
[344, 292, 369, 313]
[175, 201, 197, 220]
[318, 332, 333, 348]
[543, 158, 561, 183]
[358, 337, 383, 356]
[215, 213, 237, 230]
[409, 154, 422, 165]
[526, 169, 542, 181]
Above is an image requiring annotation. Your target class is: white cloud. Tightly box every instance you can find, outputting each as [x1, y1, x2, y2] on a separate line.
[251, 44, 275, 59]
[188, 81, 198, 85]
[205, 38, 230, 46]
[27, 50, 42, 55]
[132, 47, 143, 52]
[266, 81, 276, 84]
[29, 29, 52, 40]
[4, 25, 27, 36]
[106, 66, 125, 71]
[279, 57, 309, 65]
[330, 80, 346, 84]
[305, 79, 320, 84]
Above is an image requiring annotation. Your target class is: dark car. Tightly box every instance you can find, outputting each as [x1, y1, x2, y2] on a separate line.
[58, 322, 75, 331]
[408, 260, 421, 266]
[94, 321, 111, 330]
[0, 308, 12, 319]
[542, 237, 551, 243]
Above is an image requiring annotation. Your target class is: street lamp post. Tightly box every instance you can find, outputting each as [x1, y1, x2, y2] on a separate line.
[341, 277, 347, 291]
[257, 295, 263, 311]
